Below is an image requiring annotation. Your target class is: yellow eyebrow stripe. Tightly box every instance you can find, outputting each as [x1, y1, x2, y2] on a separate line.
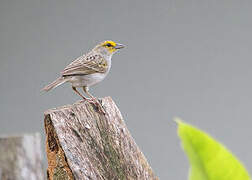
[102, 40, 116, 47]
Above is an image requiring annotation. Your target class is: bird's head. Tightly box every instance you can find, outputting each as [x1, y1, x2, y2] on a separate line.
[93, 40, 125, 56]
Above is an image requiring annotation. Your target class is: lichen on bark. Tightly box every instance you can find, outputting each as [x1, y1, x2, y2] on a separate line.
[44, 97, 158, 180]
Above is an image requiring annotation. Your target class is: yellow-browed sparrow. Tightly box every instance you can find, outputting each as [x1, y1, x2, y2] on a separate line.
[42, 40, 125, 114]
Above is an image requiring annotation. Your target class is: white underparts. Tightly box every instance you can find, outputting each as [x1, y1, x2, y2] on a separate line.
[68, 57, 111, 87]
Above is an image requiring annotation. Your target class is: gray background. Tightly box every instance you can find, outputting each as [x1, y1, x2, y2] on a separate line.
[0, 0, 251, 179]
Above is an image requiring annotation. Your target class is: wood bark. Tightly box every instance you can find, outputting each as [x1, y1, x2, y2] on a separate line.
[44, 97, 158, 180]
[0, 133, 44, 180]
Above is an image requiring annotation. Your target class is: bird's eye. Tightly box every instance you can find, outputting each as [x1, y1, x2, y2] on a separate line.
[106, 43, 112, 47]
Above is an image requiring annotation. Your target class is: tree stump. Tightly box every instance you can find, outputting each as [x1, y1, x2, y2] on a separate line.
[44, 97, 158, 180]
[0, 133, 44, 180]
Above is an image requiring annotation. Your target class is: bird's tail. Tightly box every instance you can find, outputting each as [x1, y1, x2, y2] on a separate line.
[41, 77, 67, 92]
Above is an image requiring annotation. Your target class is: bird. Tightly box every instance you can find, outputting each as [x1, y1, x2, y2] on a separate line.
[42, 40, 125, 114]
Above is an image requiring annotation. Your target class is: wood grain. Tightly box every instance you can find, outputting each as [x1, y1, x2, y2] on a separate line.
[0, 133, 44, 180]
[44, 97, 158, 180]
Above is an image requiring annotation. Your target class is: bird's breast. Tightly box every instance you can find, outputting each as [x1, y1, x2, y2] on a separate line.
[70, 58, 111, 87]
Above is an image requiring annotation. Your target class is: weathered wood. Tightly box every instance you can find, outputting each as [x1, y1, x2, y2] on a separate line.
[44, 97, 158, 180]
[0, 133, 44, 180]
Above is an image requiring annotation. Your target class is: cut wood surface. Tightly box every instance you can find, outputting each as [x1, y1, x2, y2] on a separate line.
[44, 97, 158, 180]
[0, 133, 44, 180]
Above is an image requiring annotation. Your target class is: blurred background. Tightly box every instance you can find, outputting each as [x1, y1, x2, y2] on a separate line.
[0, 0, 252, 179]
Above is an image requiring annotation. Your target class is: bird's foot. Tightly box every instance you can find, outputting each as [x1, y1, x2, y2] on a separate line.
[87, 98, 106, 115]
[97, 104, 106, 115]
[77, 98, 91, 104]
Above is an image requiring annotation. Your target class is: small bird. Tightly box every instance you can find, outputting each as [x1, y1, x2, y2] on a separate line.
[42, 40, 125, 114]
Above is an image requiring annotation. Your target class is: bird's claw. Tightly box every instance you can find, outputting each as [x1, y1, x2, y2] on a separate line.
[87, 98, 106, 115]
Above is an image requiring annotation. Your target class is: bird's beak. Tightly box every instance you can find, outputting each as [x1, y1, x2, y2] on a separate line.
[115, 43, 125, 49]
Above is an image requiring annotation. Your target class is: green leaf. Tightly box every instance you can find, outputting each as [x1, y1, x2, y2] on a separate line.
[175, 118, 251, 180]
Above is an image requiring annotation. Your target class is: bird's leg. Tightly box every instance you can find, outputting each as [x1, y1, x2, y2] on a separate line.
[72, 86, 88, 101]
[82, 86, 106, 114]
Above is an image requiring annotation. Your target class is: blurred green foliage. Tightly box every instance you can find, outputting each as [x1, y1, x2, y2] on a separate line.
[176, 118, 251, 180]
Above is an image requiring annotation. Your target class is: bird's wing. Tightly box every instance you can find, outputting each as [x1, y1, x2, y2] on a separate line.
[61, 53, 108, 76]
